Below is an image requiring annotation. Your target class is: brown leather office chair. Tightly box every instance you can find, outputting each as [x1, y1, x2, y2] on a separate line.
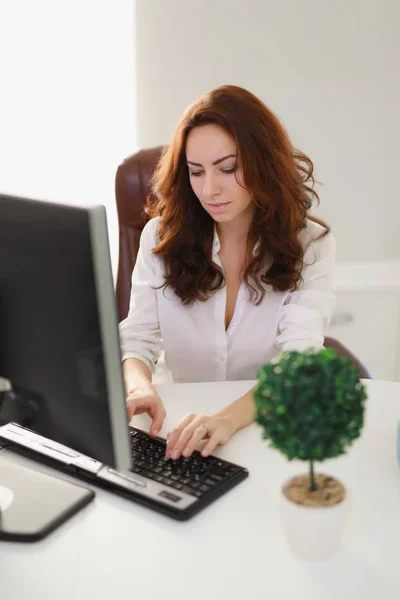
[115, 146, 164, 322]
[114, 148, 372, 379]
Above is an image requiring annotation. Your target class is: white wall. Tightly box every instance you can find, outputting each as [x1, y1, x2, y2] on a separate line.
[135, 0, 400, 263]
[0, 0, 137, 277]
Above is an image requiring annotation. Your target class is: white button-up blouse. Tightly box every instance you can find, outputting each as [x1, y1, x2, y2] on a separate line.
[119, 217, 336, 383]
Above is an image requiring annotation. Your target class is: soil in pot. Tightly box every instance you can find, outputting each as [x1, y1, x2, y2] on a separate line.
[283, 473, 345, 508]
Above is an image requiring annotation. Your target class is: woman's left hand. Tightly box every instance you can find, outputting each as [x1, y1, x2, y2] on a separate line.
[166, 413, 236, 460]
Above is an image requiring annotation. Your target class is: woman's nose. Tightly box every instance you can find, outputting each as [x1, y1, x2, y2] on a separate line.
[203, 173, 221, 198]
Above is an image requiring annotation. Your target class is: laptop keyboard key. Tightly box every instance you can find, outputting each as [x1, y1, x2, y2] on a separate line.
[128, 427, 242, 500]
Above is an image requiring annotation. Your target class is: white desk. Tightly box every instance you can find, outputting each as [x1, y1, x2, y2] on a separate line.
[1, 379, 400, 600]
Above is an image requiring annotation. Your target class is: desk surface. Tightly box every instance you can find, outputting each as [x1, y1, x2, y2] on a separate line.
[1, 379, 400, 600]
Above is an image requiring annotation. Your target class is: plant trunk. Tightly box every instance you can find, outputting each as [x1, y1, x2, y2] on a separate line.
[309, 460, 317, 492]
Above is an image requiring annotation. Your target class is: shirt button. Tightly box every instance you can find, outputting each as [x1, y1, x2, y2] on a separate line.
[219, 356, 225, 362]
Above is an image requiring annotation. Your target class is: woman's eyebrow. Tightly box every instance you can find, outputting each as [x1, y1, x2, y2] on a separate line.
[186, 154, 237, 167]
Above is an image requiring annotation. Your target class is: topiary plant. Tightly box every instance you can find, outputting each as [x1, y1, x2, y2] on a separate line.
[253, 348, 368, 493]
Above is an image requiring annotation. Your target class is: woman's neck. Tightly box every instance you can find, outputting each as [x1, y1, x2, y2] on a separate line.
[216, 212, 253, 249]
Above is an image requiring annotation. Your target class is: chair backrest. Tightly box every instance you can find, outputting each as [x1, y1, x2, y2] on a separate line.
[324, 337, 372, 379]
[115, 146, 163, 321]
[114, 148, 372, 380]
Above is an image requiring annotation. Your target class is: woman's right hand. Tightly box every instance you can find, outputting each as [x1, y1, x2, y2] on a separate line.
[126, 386, 166, 437]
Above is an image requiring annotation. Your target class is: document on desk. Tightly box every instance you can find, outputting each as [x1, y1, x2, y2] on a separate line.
[0, 422, 103, 474]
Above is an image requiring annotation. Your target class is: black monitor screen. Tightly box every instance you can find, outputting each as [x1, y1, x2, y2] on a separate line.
[0, 194, 131, 470]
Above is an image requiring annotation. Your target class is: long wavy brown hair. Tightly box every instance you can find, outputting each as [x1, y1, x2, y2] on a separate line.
[146, 84, 329, 305]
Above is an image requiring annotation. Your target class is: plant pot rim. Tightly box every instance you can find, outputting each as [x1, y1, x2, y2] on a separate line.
[281, 473, 347, 510]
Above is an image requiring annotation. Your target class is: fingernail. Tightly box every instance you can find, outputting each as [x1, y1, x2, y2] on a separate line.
[171, 450, 179, 460]
[182, 448, 190, 457]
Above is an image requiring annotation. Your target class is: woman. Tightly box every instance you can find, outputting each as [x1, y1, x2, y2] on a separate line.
[119, 85, 336, 460]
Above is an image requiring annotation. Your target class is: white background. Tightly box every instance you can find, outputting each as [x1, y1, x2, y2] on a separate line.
[0, 0, 136, 276]
[1, 1, 399, 270]
[135, 0, 400, 263]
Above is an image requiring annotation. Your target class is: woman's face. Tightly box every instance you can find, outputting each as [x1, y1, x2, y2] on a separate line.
[186, 124, 254, 226]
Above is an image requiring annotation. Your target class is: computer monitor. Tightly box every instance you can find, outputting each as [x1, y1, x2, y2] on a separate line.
[0, 193, 131, 471]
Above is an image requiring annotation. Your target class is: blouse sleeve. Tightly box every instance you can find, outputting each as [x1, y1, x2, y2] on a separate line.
[118, 218, 162, 373]
[274, 230, 336, 353]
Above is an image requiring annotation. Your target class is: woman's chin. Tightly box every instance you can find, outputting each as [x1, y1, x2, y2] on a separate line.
[211, 214, 230, 221]
[208, 211, 234, 222]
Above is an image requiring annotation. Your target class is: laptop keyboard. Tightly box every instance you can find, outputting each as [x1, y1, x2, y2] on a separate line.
[129, 427, 242, 499]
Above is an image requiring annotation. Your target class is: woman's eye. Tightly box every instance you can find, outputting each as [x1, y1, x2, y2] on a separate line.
[190, 171, 203, 177]
[221, 167, 237, 174]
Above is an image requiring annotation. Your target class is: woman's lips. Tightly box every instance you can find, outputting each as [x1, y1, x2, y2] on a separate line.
[208, 202, 230, 212]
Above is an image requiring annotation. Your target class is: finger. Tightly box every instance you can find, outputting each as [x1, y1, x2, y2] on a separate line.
[149, 403, 166, 437]
[182, 424, 210, 457]
[166, 413, 196, 454]
[170, 418, 208, 459]
[126, 398, 146, 420]
[126, 396, 155, 420]
[201, 432, 221, 458]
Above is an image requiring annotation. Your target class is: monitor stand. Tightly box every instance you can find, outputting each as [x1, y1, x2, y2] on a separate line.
[0, 381, 48, 430]
[0, 384, 95, 542]
[0, 447, 95, 542]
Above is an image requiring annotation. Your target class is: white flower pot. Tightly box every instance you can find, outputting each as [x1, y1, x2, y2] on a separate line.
[280, 477, 350, 561]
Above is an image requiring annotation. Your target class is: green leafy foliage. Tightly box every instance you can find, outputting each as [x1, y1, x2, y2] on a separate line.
[253, 349, 368, 463]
